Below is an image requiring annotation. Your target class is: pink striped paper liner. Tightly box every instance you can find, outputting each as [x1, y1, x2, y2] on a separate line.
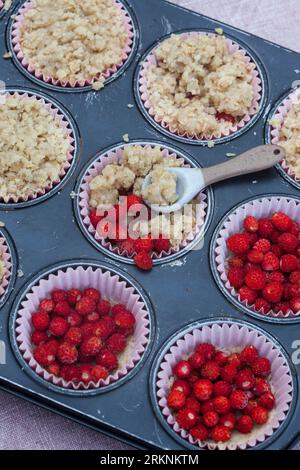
[78, 144, 208, 260]
[270, 88, 300, 183]
[156, 322, 293, 450]
[215, 195, 300, 319]
[15, 265, 150, 390]
[0, 235, 12, 298]
[0, 1, 4, 11]
[1, 91, 75, 204]
[138, 31, 262, 141]
[11, 0, 135, 88]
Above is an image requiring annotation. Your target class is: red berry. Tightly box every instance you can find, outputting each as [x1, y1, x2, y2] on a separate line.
[97, 299, 111, 316]
[244, 216, 259, 233]
[211, 425, 231, 443]
[167, 389, 186, 410]
[111, 304, 127, 317]
[196, 343, 216, 360]
[278, 233, 299, 253]
[290, 221, 300, 235]
[254, 238, 271, 253]
[94, 317, 115, 339]
[57, 342, 78, 365]
[190, 424, 209, 441]
[188, 351, 205, 369]
[96, 349, 119, 371]
[263, 282, 284, 303]
[251, 357, 271, 377]
[239, 286, 257, 304]
[243, 399, 258, 415]
[173, 361, 192, 379]
[251, 406, 269, 424]
[262, 252, 280, 271]
[245, 268, 266, 290]
[237, 415, 253, 433]
[213, 396, 230, 414]
[83, 288, 101, 303]
[176, 408, 197, 430]
[66, 289, 82, 306]
[193, 379, 213, 401]
[107, 333, 127, 353]
[185, 397, 201, 414]
[80, 322, 94, 339]
[79, 365, 92, 384]
[227, 234, 250, 255]
[214, 380, 232, 397]
[290, 271, 300, 285]
[46, 339, 60, 356]
[268, 271, 285, 283]
[32, 311, 50, 331]
[253, 377, 271, 396]
[275, 301, 290, 314]
[247, 249, 264, 264]
[134, 251, 153, 271]
[51, 290, 67, 302]
[153, 236, 171, 253]
[90, 209, 106, 228]
[230, 390, 248, 410]
[280, 254, 298, 273]
[236, 369, 255, 390]
[201, 361, 220, 381]
[76, 297, 96, 316]
[47, 362, 60, 376]
[214, 351, 228, 365]
[91, 365, 109, 382]
[61, 365, 81, 383]
[172, 379, 191, 396]
[86, 311, 100, 323]
[258, 219, 274, 238]
[54, 300, 71, 317]
[34, 344, 56, 367]
[227, 353, 242, 369]
[39, 299, 54, 313]
[118, 238, 135, 256]
[258, 391, 275, 410]
[270, 244, 282, 258]
[80, 336, 102, 356]
[126, 194, 144, 211]
[220, 413, 236, 430]
[31, 330, 48, 346]
[134, 237, 153, 254]
[201, 399, 215, 414]
[227, 267, 245, 289]
[49, 317, 68, 337]
[255, 297, 271, 314]
[221, 364, 237, 383]
[290, 297, 300, 313]
[203, 411, 219, 428]
[240, 345, 258, 364]
[67, 311, 82, 327]
[65, 327, 82, 346]
[114, 310, 136, 331]
[245, 232, 258, 246]
[228, 256, 245, 268]
[272, 212, 292, 232]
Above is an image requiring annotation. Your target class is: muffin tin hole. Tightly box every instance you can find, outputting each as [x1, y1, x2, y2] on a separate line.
[0, 227, 17, 309]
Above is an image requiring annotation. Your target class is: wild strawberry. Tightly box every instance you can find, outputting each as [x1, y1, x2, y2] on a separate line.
[31, 330, 48, 346]
[176, 408, 197, 430]
[39, 299, 54, 313]
[247, 249, 264, 264]
[167, 389, 186, 410]
[86, 312, 100, 323]
[214, 351, 228, 365]
[278, 232, 299, 253]
[185, 397, 201, 414]
[227, 234, 250, 255]
[221, 364, 237, 383]
[244, 216, 259, 233]
[288, 284, 300, 298]
[54, 300, 71, 317]
[188, 372, 200, 385]
[173, 361, 192, 379]
[201, 399, 215, 414]
[203, 410, 219, 428]
[236, 369, 255, 390]
[47, 362, 61, 377]
[243, 399, 258, 415]
[251, 357, 271, 377]
[245, 232, 258, 246]
[134, 237, 153, 254]
[49, 317, 68, 337]
[228, 256, 245, 268]
[94, 317, 115, 339]
[193, 379, 213, 401]
[290, 221, 300, 235]
[60, 365, 81, 382]
[91, 365, 109, 382]
[245, 269, 266, 290]
[263, 282, 284, 303]
[188, 351, 205, 369]
[290, 297, 300, 313]
[237, 415, 253, 434]
[220, 413, 236, 430]
[172, 379, 191, 396]
[107, 333, 127, 353]
[258, 219, 274, 238]
[269, 271, 285, 283]
[196, 343, 216, 360]
[274, 301, 290, 314]
[134, 251, 153, 270]
[214, 380, 232, 397]
[255, 297, 271, 313]
[253, 377, 271, 396]
[90, 209, 106, 228]
[251, 406, 269, 424]
[80, 322, 94, 339]
[67, 311, 82, 327]
[32, 311, 50, 331]
[51, 290, 67, 302]
[227, 353, 242, 369]
[262, 252, 280, 271]
[57, 342, 78, 365]
[126, 194, 144, 211]
[240, 345, 258, 364]
[97, 299, 111, 316]
[96, 349, 119, 371]
[114, 310, 136, 331]
[111, 304, 127, 317]
[190, 424, 209, 441]
[272, 212, 292, 232]
[258, 391, 275, 410]
[79, 365, 93, 384]
[118, 238, 135, 256]
[270, 230, 281, 244]
[82, 288, 101, 303]
[254, 238, 271, 253]
[227, 267, 245, 289]
[239, 286, 257, 304]
[280, 254, 298, 273]
[230, 389, 248, 410]
[211, 425, 231, 442]
[80, 336, 102, 356]
[213, 396, 230, 414]
[66, 289, 82, 306]
[46, 339, 60, 356]
[64, 327, 82, 346]
[201, 361, 220, 381]
[76, 297, 96, 316]
[153, 236, 171, 253]
[270, 244, 282, 257]
[290, 271, 300, 284]
[34, 344, 56, 367]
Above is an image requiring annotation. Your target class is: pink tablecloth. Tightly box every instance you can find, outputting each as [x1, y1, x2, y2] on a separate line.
[1, 0, 299, 450]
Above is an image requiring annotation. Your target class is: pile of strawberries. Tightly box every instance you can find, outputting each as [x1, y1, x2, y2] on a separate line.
[90, 195, 171, 271]
[167, 342, 274, 444]
[30, 287, 136, 385]
[226, 212, 300, 315]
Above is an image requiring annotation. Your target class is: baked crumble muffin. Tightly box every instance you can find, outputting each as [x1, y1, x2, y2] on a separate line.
[0, 95, 70, 200]
[18, 0, 128, 83]
[277, 102, 300, 177]
[142, 168, 178, 206]
[145, 34, 255, 137]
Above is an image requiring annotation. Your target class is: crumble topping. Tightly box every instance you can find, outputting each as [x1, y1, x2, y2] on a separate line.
[278, 102, 300, 176]
[142, 168, 178, 206]
[0, 95, 70, 200]
[146, 34, 255, 137]
[19, 0, 128, 83]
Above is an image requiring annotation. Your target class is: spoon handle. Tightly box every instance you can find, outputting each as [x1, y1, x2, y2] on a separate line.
[202, 145, 285, 187]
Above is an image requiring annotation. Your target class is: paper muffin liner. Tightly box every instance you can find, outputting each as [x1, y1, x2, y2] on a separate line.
[269, 88, 300, 184]
[15, 265, 151, 390]
[215, 195, 300, 319]
[11, 0, 135, 89]
[78, 144, 208, 261]
[0, 2, 3, 11]
[0, 235, 12, 299]
[138, 31, 262, 142]
[0, 91, 75, 204]
[156, 321, 293, 450]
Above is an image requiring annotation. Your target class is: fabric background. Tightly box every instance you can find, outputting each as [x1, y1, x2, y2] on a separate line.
[1, 0, 299, 450]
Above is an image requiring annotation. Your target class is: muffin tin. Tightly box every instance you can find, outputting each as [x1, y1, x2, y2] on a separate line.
[0, 0, 300, 450]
